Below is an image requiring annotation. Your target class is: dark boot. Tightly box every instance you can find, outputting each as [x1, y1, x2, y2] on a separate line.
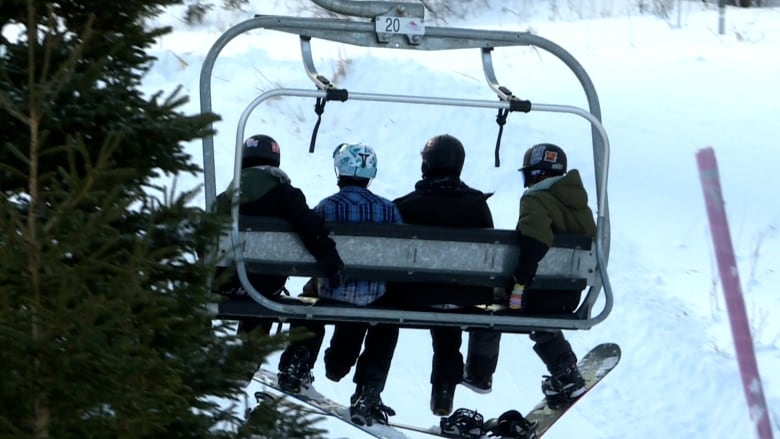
[277, 346, 313, 394]
[430, 381, 456, 416]
[530, 331, 584, 406]
[541, 361, 585, 406]
[461, 370, 493, 394]
[349, 382, 395, 426]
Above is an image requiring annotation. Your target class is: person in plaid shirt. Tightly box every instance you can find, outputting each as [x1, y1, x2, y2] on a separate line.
[313, 183, 402, 305]
[277, 143, 403, 427]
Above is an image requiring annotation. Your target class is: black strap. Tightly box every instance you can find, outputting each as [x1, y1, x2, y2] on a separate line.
[308, 88, 349, 153]
[308, 97, 327, 153]
[494, 108, 509, 167]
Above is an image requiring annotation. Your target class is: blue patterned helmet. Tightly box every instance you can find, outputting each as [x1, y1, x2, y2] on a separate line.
[332, 143, 378, 179]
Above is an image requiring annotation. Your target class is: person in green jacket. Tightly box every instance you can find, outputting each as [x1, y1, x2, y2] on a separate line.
[511, 143, 596, 405]
[214, 134, 344, 340]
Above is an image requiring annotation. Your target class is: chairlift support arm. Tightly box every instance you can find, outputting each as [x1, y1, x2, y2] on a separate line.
[201, 16, 608, 238]
[199, 5, 613, 332]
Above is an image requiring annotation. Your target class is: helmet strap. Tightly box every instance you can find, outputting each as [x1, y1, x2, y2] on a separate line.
[523, 169, 564, 187]
[337, 176, 370, 188]
[522, 169, 545, 187]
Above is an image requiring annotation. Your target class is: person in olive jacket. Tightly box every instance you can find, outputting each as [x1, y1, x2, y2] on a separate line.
[511, 142, 597, 405]
[214, 134, 344, 344]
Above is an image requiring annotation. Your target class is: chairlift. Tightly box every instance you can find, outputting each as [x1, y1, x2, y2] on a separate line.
[200, 0, 613, 334]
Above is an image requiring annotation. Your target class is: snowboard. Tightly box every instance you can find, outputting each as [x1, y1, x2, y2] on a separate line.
[389, 342, 621, 439]
[520, 342, 621, 437]
[250, 342, 620, 439]
[251, 368, 409, 439]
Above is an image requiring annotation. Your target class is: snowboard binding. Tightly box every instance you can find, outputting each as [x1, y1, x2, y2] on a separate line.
[485, 410, 538, 439]
[440, 408, 486, 439]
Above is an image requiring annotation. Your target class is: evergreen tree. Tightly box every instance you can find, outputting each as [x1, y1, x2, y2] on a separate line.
[0, 1, 324, 437]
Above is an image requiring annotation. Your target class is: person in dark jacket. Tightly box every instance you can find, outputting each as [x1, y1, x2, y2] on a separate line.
[391, 134, 500, 416]
[277, 143, 403, 426]
[214, 133, 344, 349]
[510, 142, 596, 405]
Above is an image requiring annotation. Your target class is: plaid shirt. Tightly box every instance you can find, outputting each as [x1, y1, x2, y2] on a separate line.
[315, 185, 403, 305]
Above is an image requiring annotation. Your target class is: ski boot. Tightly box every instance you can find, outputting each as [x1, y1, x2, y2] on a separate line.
[541, 365, 586, 407]
[350, 382, 396, 426]
[277, 346, 313, 393]
[431, 381, 456, 416]
[461, 371, 493, 394]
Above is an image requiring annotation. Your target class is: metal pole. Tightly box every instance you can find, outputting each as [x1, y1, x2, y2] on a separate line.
[696, 147, 774, 439]
[719, 0, 726, 34]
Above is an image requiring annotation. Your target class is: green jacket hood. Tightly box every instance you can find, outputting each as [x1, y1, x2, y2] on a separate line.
[215, 166, 291, 213]
[525, 169, 590, 211]
[238, 166, 290, 204]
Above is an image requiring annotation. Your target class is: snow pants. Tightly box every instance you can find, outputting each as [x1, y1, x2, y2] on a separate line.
[530, 330, 577, 374]
[465, 329, 502, 379]
[430, 327, 464, 386]
[324, 322, 399, 389]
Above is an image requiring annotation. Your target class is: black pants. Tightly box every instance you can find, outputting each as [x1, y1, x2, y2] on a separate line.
[237, 318, 273, 336]
[530, 330, 577, 373]
[222, 269, 286, 337]
[324, 322, 399, 389]
[430, 326, 502, 385]
[429, 327, 463, 385]
[280, 296, 399, 390]
[465, 329, 501, 378]
[462, 329, 576, 379]
[280, 320, 326, 371]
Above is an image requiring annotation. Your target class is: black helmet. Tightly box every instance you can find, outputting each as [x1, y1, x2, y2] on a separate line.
[241, 134, 280, 168]
[421, 134, 465, 178]
[519, 143, 567, 187]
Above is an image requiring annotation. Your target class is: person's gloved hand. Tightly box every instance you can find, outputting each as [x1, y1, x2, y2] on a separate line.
[327, 261, 346, 288]
[492, 286, 508, 302]
[508, 283, 525, 310]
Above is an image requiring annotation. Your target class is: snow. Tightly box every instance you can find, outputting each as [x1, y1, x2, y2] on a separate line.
[143, 1, 779, 437]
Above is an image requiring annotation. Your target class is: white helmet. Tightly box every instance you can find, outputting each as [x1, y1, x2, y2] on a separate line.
[332, 143, 378, 179]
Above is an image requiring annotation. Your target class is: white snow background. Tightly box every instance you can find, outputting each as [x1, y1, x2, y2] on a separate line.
[141, 1, 780, 437]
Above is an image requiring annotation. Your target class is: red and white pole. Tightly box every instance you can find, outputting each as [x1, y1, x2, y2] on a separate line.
[696, 147, 774, 439]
